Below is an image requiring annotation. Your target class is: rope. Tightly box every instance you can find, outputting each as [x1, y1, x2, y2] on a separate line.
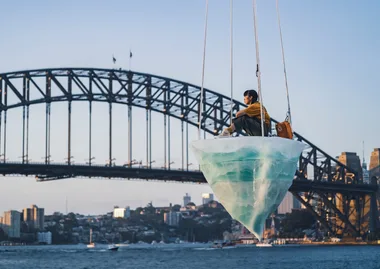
[276, 0, 292, 125]
[230, 0, 234, 125]
[198, 0, 209, 140]
[252, 0, 265, 137]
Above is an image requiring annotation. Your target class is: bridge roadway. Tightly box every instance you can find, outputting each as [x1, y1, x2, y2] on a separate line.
[0, 162, 377, 194]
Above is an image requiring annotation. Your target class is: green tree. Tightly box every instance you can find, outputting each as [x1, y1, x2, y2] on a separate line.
[172, 204, 181, 211]
[0, 228, 7, 241]
[144, 202, 155, 215]
[134, 207, 144, 215]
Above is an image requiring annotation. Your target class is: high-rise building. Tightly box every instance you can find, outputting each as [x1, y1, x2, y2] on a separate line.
[22, 205, 45, 231]
[362, 143, 370, 184]
[183, 193, 191, 206]
[164, 212, 181, 226]
[369, 148, 380, 171]
[3, 210, 21, 238]
[23, 208, 33, 222]
[363, 162, 370, 184]
[113, 206, 131, 219]
[362, 141, 369, 184]
[338, 152, 363, 180]
[369, 148, 380, 180]
[202, 193, 214, 205]
[31, 205, 45, 231]
[277, 191, 295, 214]
[22, 207, 33, 231]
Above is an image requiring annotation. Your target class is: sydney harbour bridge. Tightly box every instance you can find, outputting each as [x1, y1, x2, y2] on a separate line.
[0, 67, 379, 239]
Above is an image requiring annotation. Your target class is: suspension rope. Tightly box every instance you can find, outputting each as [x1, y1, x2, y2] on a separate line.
[229, 0, 234, 125]
[276, 0, 292, 125]
[198, 0, 209, 140]
[252, 0, 265, 137]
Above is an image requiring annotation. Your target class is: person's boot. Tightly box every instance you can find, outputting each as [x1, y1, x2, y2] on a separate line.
[218, 128, 231, 138]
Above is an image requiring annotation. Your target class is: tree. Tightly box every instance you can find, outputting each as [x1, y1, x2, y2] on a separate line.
[144, 203, 155, 215]
[0, 228, 7, 241]
[134, 207, 143, 215]
[279, 209, 316, 237]
[172, 204, 181, 211]
[186, 202, 196, 208]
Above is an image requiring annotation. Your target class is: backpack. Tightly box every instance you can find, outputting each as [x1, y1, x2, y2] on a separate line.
[275, 116, 293, 139]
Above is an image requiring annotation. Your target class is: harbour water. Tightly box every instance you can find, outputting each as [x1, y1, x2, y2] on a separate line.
[0, 243, 378, 269]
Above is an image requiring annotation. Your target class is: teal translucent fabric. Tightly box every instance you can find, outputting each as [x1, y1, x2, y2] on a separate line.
[191, 136, 305, 240]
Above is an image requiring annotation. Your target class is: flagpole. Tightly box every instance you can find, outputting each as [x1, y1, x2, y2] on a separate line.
[112, 54, 116, 69]
[129, 50, 132, 71]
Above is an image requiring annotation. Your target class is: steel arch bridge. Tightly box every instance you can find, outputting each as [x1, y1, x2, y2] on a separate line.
[0, 67, 378, 239]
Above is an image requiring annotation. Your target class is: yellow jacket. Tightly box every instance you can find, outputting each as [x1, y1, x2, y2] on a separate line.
[243, 102, 270, 126]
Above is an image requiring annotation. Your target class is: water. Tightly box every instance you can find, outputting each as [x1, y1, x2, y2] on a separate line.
[0, 243, 379, 269]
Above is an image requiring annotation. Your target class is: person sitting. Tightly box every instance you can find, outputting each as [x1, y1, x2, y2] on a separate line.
[219, 89, 270, 137]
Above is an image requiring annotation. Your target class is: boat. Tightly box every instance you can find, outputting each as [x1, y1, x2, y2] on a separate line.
[108, 244, 119, 251]
[211, 240, 236, 249]
[256, 242, 273, 247]
[87, 228, 95, 248]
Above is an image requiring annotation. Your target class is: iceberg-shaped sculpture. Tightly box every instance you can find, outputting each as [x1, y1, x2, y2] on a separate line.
[190, 136, 305, 241]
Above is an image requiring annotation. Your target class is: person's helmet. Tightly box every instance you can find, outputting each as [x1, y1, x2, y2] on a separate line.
[243, 89, 258, 102]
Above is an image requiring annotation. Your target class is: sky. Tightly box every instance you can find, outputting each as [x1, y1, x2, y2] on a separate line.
[0, 0, 379, 215]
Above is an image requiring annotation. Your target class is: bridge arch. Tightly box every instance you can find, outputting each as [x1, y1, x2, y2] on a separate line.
[0, 67, 359, 181]
[0, 67, 250, 135]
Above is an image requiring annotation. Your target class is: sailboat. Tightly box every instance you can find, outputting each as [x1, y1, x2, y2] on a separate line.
[190, 0, 305, 242]
[87, 228, 95, 248]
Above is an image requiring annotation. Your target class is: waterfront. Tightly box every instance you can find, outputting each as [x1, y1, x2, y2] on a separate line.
[0, 243, 379, 269]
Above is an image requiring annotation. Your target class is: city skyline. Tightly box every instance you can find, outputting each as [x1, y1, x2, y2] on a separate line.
[0, 0, 379, 214]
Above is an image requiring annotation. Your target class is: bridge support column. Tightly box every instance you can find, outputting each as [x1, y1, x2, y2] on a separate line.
[109, 102, 112, 166]
[369, 176, 379, 239]
[26, 78, 30, 164]
[164, 114, 167, 168]
[0, 76, 2, 160]
[22, 105, 26, 164]
[128, 105, 132, 167]
[3, 81, 7, 163]
[68, 101, 72, 165]
[186, 121, 189, 171]
[88, 101, 92, 166]
[181, 121, 184, 170]
[127, 71, 133, 167]
[145, 108, 151, 168]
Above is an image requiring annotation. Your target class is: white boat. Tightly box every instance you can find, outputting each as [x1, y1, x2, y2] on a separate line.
[256, 242, 273, 247]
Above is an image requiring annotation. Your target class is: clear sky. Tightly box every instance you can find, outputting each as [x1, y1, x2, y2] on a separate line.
[0, 0, 379, 215]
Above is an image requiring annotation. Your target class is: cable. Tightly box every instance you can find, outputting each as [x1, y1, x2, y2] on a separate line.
[230, 0, 234, 125]
[276, 0, 292, 125]
[252, 0, 265, 137]
[198, 0, 209, 140]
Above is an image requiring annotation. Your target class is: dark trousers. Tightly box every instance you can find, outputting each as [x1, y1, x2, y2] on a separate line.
[232, 115, 269, 136]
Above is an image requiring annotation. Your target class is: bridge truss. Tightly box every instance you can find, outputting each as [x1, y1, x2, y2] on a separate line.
[0, 68, 378, 239]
